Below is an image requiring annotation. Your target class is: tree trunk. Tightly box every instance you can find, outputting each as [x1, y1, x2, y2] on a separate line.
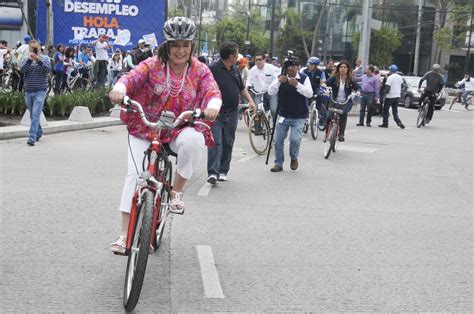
[310, 0, 328, 57]
[296, 0, 310, 58]
[430, 0, 452, 66]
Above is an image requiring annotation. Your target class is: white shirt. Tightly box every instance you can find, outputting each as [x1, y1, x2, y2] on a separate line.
[94, 41, 110, 60]
[385, 72, 404, 98]
[267, 72, 313, 98]
[336, 80, 347, 103]
[460, 77, 474, 91]
[15, 44, 30, 64]
[247, 63, 278, 93]
[0, 49, 8, 70]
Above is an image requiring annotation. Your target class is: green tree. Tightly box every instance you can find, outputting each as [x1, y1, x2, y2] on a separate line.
[352, 27, 402, 67]
[276, 8, 311, 62]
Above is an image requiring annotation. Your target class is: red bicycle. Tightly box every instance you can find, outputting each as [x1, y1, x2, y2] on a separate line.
[113, 96, 208, 311]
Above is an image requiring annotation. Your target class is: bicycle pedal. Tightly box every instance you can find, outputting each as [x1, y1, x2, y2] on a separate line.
[170, 208, 185, 215]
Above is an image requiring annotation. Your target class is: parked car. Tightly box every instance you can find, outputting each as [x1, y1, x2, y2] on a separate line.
[399, 76, 446, 109]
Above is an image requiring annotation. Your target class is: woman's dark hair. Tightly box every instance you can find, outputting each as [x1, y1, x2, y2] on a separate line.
[65, 47, 74, 58]
[56, 44, 64, 52]
[157, 41, 194, 66]
[219, 42, 239, 60]
[334, 60, 354, 83]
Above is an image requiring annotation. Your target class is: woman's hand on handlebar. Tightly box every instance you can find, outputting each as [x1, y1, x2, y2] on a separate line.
[109, 90, 125, 105]
[203, 108, 219, 121]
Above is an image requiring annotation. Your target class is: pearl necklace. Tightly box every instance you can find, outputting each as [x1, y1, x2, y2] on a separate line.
[166, 63, 188, 97]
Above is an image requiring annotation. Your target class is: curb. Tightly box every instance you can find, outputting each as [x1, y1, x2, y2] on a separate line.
[0, 117, 123, 140]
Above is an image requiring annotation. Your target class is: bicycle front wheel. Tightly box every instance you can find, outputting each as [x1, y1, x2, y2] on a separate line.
[154, 161, 172, 251]
[248, 113, 270, 155]
[324, 122, 337, 159]
[416, 104, 426, 128]
[309, 109, 319, 140]
[123, 190, 154, 312]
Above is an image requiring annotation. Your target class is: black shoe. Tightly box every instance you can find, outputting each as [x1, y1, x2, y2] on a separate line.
[356, 123, 364, 126]
[270, 165, 283, 172]
[207, 175, 218, 185]
[290, 159, 298, 170]
[398, 122, 405, 129]
[27, 141, 35, 146]
[338, 135, 345, 142]
[378, 124, 388, 128]
[366, 123, 371, 127]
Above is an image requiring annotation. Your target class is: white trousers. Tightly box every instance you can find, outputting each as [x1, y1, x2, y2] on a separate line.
[118, 127, 206, 213]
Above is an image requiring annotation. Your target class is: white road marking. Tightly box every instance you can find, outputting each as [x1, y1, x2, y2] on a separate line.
[196, 245, 225, 299]
[197, 183, 213, 196]
[337, 144, 378, 154]
[238, 154, 258, 162]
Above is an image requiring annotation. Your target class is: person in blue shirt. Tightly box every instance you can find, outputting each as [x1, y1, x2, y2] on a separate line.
[77, 46, 92, 79]
[301, 56, 326, 129]
[53, 44, 65, 94]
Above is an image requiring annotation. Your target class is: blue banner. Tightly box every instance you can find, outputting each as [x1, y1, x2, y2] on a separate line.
[36, 0, 166, 48]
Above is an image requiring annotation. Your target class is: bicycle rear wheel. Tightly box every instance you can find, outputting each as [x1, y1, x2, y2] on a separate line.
[416, 104, 426, 128]
[123, 190, 154, 312]
[154, 160, 172, 251]
[309, 109, 319, 140]
[248, 113, 270, 155]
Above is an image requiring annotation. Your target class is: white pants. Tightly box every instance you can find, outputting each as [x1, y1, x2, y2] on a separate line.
[118, 127, 206, 213]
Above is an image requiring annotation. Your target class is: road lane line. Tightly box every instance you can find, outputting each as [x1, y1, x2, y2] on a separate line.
[197, 183, 213, 196]
[196, 245, 225, 299]
[338, 145, 378, 154]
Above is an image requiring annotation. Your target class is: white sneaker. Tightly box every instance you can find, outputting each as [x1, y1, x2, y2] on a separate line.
[110, 236, 126, 255]
[218, 174, 227, 181]
[207, 175, 218, 185]
[170, 191, 185, 215]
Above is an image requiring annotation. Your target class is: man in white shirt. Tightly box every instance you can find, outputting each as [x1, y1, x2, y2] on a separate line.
[247, 53, 279, 119]
[0, 40, 9, 75]
[379, 64, 405, 129]
[91, 34, 111, 87]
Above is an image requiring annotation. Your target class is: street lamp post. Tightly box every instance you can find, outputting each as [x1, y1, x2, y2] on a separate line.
[269, 0, 276, 57]
[463, 14, 472, 74]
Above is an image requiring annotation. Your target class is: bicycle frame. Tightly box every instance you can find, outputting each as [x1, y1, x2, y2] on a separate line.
[114, 97, 207, 255]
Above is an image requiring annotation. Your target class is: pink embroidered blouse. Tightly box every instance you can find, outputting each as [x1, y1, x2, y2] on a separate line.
[117, 56, 222, 146]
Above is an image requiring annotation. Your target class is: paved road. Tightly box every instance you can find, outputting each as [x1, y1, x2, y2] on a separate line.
[1, 107, 472, 312]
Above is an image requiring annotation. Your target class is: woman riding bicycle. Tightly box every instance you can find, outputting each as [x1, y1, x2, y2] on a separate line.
[324, 60, 358, 142]
[109, 17, 222, 254]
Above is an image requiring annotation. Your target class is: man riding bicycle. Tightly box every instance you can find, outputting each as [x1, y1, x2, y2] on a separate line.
[247, 53, 279, 119]
[301, 56, 326, 129]
[418, 64, 445, 123]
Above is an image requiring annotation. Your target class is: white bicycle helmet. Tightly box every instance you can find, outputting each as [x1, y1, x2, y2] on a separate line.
[163, 17, 196, 42]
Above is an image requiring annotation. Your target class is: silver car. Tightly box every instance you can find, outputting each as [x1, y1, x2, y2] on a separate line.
[399, 76, 446, 109]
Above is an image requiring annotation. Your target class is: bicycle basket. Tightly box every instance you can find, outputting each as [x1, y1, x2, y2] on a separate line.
[328, 99, 352, 114]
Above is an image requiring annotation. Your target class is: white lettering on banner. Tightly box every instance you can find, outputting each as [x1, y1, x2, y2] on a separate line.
[72, 27, 128, 39]
[64, 0, 139, 16]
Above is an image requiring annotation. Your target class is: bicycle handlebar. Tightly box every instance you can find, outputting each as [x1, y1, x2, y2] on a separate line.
[113, 96, 207, 130]
[248, 87, 266, 97]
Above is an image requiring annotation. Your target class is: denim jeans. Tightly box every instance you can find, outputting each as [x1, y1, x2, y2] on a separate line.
[95, 60, 108, 88]
[462, 90, 472, 107]
[24, 90, 47, 144]
[382, 97, 402, 125]
[207, 110, 239, 176]
[274, 117, 305, 167]
[359, 92, 375, 124]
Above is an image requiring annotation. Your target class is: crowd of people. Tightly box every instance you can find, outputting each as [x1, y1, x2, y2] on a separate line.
[0, 17, 470, 255]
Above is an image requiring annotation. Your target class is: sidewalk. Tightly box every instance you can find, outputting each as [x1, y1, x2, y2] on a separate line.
[0, 116, 123, 140]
